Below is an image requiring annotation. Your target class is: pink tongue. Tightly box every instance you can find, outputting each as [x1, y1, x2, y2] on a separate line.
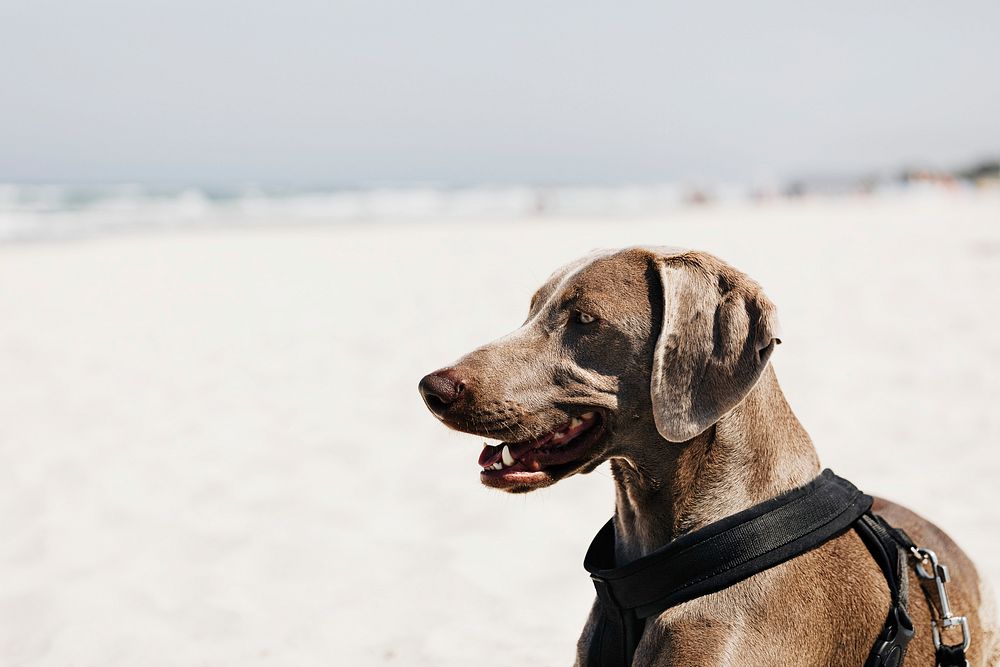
[478, 440, 542, 468]
[478, 444, 500, 467]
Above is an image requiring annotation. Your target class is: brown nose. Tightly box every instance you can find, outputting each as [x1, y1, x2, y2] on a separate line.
[418, 368, 466, 417]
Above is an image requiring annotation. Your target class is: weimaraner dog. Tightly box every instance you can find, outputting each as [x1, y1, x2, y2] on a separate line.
[418, 247, 998, 666]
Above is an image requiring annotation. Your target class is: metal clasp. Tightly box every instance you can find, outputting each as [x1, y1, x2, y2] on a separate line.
[912, 547, 971, 651]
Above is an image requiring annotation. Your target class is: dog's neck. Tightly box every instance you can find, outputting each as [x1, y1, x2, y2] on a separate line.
[610, 364, 821, 564]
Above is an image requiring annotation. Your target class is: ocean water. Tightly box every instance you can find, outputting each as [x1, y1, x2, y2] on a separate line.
[0, 183, 690, 242]
[0, 181, 986, 243]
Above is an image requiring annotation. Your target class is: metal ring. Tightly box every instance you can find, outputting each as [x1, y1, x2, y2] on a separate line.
[913, 547, 938, 580]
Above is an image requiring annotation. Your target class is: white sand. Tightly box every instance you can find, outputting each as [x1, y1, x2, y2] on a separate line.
[2, 193, 999, 666]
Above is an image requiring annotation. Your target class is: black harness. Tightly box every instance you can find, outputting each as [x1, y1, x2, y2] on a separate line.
[583, 470, 968, 667]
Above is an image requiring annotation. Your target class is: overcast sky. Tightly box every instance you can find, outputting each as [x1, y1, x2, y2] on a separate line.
[1, 1, 998, 186]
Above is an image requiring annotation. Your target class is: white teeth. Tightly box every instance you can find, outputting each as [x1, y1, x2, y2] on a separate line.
[553, 431, 566, 440]
[501, 445, 515, 466]
[581, 411, 594, 420]
[570, 418, 582, 428]
[491, 462, 503, 471]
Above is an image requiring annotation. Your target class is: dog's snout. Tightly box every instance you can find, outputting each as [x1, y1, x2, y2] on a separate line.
[418, 368, 467, 416]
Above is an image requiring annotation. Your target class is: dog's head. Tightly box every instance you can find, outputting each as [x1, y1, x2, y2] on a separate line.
[418, 247, 781, 492]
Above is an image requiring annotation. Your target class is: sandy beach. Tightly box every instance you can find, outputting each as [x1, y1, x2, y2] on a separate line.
[2, 192, 999, 666]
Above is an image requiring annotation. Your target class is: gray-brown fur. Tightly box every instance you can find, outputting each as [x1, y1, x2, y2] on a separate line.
[419, 247, 999, 665]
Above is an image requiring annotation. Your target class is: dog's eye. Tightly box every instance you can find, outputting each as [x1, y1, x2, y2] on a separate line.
[575, 310, 597, 325]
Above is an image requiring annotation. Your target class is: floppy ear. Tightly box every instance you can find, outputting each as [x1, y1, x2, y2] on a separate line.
[650, 255, 782, 442]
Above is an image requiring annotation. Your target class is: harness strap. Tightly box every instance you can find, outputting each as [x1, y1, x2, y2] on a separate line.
[856, 513, 915, 667]
[935, 645, 970, 667]
[856, 514, 972, 667]
[584, 470, 873, 667]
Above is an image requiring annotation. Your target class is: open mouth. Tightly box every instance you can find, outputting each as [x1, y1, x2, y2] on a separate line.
[478, 411, 604, 491]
